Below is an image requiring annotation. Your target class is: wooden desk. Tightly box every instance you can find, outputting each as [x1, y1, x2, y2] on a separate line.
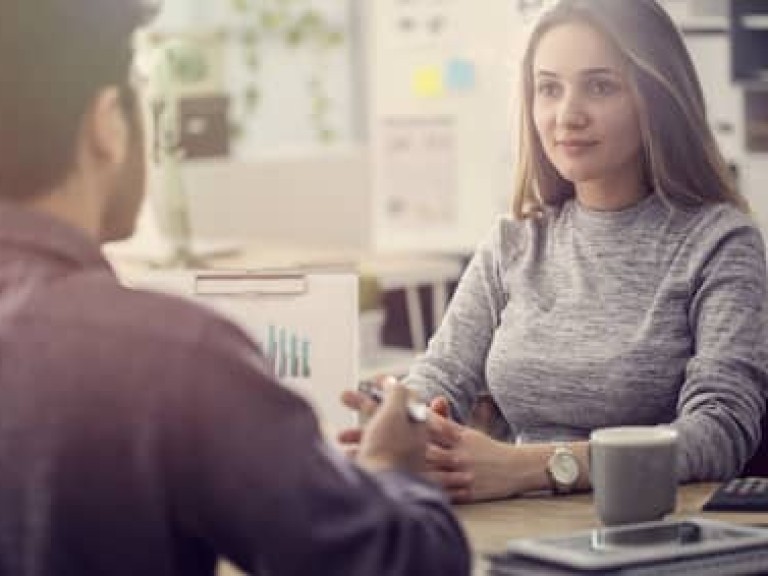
[457, 483, 768, 574]
[218, 483, 767, 576]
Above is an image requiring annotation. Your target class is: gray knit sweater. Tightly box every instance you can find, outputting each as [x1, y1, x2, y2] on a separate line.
[406, 194, 768, 482]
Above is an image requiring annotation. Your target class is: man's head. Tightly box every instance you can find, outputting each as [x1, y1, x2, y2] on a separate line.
[0, 0, 158, 241]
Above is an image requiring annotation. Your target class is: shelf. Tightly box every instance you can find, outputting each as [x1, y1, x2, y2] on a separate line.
[741, 14, 768, 31]
[748, 125, 768, 137]
[745, 70, 768, 81]
[730, 2, 768, 83]
[745, 91, 768, 152]
[678, 16, 728, 34]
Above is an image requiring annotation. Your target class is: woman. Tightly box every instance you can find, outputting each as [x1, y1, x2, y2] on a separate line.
[344, 0, 767, 502]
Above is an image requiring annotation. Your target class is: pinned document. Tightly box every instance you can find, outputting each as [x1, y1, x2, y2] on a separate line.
[379, 115, 457, 227]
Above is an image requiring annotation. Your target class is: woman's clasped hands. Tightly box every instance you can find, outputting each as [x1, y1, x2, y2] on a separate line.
[340, 380, 523, 503]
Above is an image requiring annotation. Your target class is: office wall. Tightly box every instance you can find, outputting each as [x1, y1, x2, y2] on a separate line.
[135, 2, 768, 255]
[181, 147, 370, 249]
[138, 0, 522, 255]
[133, 0, 369, 253]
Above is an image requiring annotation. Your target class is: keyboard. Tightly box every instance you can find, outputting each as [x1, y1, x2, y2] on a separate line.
[703, 477, 768, 512]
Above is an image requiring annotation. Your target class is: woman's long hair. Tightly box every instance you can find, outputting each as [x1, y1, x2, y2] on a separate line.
[512, 0, 747, 218]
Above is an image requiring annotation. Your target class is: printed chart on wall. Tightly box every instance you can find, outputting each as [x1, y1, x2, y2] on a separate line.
[368, 0, 521, 253]
[127, 270, 359, 433]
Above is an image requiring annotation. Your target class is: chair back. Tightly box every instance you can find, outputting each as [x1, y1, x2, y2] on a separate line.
[742, 415, 768, 477]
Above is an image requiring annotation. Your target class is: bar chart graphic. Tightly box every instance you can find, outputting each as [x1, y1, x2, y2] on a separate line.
[261, 324, 312, 380]
[128, 270, 357, 429]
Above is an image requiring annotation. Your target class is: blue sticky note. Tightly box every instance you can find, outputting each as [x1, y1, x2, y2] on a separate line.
[445, 59, 476, 91]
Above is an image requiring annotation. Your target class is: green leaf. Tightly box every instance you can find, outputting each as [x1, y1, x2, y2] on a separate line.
[285, 27, 303, 47]
[312, 95, 329, 115]
[297, 10, 323, 32]
[230, 0, 250, 14]
[244, 49, 260, 70]
[229, 121, 244, 140]
[168, 49, 208, 84]
[325, 30, 344, 47]
[260, 10, 283, 31]
[319, 128, 335, 142]
[244, 85, 261, 111]
[241, 27, 259, 46]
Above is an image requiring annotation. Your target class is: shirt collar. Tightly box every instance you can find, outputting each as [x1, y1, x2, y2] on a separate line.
[0, 203, 114, 273]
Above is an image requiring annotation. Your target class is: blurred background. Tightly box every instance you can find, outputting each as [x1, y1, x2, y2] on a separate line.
[109, 0, 768, 375]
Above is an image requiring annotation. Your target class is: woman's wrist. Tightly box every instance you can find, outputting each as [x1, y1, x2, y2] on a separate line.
[505, 441, 591, 496]
[506, 443, 554, 495]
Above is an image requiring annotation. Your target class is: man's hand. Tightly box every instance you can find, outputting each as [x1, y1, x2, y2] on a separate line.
[339, 379, 428, 476]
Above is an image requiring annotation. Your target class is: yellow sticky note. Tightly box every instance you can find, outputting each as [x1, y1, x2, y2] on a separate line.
[412, 67, 444, 98]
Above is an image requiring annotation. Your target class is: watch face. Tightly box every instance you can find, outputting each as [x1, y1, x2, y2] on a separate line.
[552, 451, 579, 485]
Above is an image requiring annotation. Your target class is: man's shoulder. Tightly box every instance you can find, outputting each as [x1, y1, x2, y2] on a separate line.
[38, 270, 252, 354]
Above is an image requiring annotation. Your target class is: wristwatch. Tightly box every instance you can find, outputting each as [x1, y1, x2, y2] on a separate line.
[546, 445, 580, 494]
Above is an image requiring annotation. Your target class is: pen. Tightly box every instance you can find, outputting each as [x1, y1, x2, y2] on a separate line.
[358, 379, 429, 423]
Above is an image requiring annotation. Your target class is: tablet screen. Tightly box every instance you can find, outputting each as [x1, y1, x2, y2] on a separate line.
[572, 521, 746, 551]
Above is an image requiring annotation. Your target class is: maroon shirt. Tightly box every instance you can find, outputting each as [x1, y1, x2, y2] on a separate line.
[0, 205, 470, 576]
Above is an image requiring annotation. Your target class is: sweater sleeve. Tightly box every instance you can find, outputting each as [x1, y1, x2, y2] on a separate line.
[163, 315, 471, 576]
[674, 222, 768, 482]
[404, 220, 511, 423]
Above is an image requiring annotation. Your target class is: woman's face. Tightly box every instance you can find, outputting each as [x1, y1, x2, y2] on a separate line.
[532, 21, 644, 201]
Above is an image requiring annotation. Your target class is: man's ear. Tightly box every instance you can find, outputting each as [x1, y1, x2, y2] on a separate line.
[81, 86, 129, 169]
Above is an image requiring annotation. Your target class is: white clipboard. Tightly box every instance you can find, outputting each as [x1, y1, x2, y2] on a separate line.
[127, 269, 359, 433]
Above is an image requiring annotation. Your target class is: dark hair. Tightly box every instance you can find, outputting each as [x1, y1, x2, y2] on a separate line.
[0, 0, 157, 199]
[512, 0, 747, 218]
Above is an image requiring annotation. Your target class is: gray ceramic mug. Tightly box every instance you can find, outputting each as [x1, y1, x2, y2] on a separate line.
[590, 426, 679, 526]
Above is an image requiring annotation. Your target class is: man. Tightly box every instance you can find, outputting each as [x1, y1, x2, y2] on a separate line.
[0, 2, 470, 575]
